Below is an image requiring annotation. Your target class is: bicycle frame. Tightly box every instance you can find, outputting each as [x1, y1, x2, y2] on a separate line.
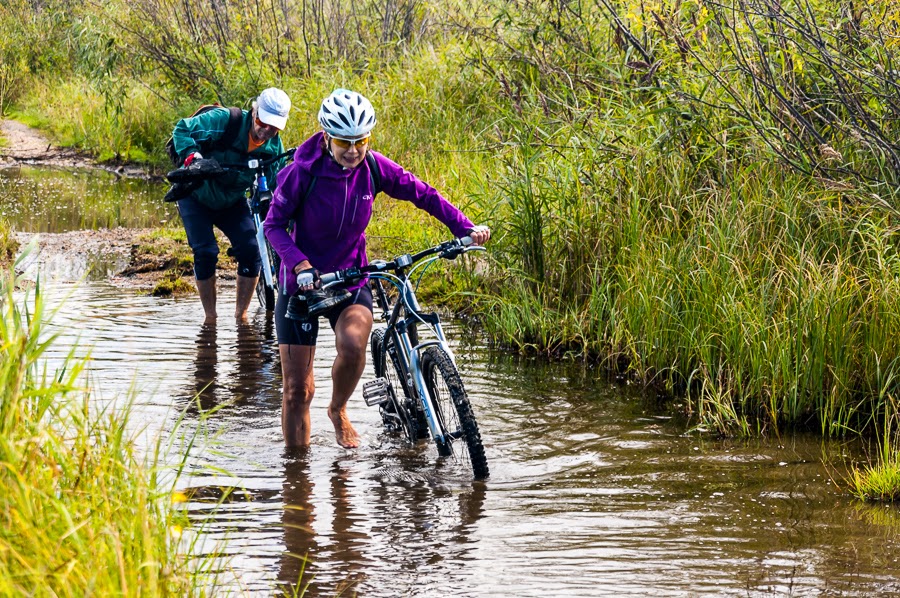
[245, 147, 295, 310]
[248, 186, 276, 289]
[372, 271, 457, 446]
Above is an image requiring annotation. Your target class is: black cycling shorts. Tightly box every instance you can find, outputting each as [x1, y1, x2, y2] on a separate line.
[274, 284, 374, 346]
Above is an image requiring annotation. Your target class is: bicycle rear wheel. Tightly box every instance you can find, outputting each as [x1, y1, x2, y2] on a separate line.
[371, 328, 419, 442]
[421, 345, 489, 480]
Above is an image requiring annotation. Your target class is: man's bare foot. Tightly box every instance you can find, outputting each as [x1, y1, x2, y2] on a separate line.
[328, 406, 360, 448]
[203, 314, 217, 325]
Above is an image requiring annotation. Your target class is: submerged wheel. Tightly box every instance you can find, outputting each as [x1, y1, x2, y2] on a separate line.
[256, 279, 275, 311]
[256, 245, 280, 311]
[421, 345, 489, 480]
[371, 328, 419, 442]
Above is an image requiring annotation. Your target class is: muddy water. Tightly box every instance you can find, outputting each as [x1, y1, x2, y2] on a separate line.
[0, 165, 174, 231]
[9, 169, 900, 597]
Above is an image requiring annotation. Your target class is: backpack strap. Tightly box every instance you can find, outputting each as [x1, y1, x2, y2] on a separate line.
[302, 174, 318, 205]
[211, 107, 243, 152]
[366, 151, 382, 196]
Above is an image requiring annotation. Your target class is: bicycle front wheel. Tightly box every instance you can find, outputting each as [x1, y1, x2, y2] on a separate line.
[421, 345, 489, 480]
[256, 279, 275, 311]
[256, 244, 280, 311]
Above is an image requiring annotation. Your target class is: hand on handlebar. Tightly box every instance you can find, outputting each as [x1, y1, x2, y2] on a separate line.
[295, 266, 321, 292]
[467, 225, 491, 246]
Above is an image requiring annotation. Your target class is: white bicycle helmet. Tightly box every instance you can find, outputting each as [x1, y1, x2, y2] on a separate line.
[317, 89, 376, 138]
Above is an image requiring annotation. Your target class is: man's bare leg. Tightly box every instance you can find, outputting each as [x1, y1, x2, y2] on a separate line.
[234, 274, 258, 321]
[196, 276, 217, 324]
[329, 305, 374, 448]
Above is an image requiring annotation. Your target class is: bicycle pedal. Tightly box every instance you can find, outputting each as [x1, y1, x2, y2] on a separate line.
[362, 377, 391, 406]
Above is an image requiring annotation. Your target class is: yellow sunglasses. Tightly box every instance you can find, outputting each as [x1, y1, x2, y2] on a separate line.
[330, 134, 371, 149]
[254, 117, 280, 131]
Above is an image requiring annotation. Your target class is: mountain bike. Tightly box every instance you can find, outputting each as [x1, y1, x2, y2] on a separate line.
[246, 148, 295, 311]
[318, 236, 490, 480]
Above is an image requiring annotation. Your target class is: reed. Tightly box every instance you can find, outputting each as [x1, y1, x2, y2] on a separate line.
[847, 393, 900, 502]
[0, 264, 216, 594]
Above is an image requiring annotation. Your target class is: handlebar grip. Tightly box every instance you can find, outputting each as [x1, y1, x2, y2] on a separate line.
[460, 236, 473, 247]
[319, 271, 341, 286]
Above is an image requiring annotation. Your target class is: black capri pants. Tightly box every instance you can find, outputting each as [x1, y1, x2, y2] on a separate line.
[275, 284, 374, 346]
[177, 196, 261, 281]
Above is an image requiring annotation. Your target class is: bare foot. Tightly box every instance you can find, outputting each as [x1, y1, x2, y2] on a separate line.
[203, 314, 218, 325]
[328, 406, 360, 448]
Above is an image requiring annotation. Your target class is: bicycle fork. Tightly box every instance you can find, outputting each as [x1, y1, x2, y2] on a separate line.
[400, 322, 456, 447]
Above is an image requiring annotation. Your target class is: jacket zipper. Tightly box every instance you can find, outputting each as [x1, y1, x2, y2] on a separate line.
[336, 177, 349, 239]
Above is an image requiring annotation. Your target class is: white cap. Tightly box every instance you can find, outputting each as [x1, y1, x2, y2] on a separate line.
[256, 87, 291, 130]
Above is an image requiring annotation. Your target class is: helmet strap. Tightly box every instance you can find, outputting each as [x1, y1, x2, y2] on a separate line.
[323, 134, 351, 170]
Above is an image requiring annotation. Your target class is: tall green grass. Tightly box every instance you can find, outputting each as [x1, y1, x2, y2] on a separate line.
[847, 395, 900, 502]
[479, 116, 900, 436]
[460, 0, 900, 439]
[0, 265, 210, 594]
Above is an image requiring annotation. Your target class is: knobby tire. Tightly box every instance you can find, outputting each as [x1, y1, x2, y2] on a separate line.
[371, 328, 418, 443]
[421, 345, 489, 480]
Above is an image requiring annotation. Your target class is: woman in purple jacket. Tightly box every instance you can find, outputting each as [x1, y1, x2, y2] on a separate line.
[264, 89, 490, 449]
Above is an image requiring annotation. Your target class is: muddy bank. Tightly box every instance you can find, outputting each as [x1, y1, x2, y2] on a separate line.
[1, 119, 219, 292]
[0, 119, 155, 179]
[14, 228, 237, 292]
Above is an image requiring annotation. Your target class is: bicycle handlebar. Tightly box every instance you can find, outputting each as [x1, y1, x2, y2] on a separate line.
[319, 236, 478, 287]
[247, 147, 296, 170]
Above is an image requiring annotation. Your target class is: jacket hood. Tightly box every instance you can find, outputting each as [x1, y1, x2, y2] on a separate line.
[292, 131, 357, 180]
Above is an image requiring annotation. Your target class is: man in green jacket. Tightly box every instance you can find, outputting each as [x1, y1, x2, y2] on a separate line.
[171, 87, 291, 323]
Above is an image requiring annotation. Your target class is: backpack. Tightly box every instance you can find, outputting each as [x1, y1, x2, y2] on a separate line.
[164, 105, 243, 167]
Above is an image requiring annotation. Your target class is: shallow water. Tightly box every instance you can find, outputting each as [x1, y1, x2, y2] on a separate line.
[28, 276, 900, 597]
[0, 164, 174, 231]
[12, 167, 900, 597]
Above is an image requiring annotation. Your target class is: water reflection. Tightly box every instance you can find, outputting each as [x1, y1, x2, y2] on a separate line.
[277, 451, 488, 597]
[279, 454, 368, 597]
[188, 321, 280, 412]
[0, 165, 173, 231]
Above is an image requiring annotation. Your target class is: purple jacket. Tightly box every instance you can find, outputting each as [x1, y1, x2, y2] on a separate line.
[264, 132, 475, 295]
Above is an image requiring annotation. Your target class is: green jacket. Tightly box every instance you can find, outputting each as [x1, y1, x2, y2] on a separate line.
[172, 107, 285, 210]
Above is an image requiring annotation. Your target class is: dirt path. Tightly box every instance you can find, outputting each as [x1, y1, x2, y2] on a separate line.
[0, 119, 153, 178]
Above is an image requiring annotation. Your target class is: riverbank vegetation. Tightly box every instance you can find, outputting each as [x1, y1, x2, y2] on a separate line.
[0, 268, 212, 593]
[3, 0, 900, 484]
[0, 221, 16, 265]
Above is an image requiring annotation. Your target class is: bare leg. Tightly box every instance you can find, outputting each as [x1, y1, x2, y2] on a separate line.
[234, 274, 258, 321]
[280, 343, 316, 447]
[328, 305, 374, 448]
[196, 276, 217, 324]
